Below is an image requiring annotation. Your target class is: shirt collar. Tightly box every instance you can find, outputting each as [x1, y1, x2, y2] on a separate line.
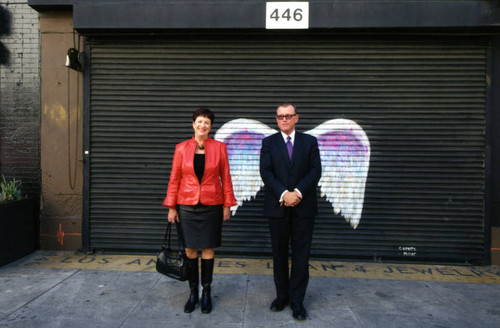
[281, 130, 296, 144]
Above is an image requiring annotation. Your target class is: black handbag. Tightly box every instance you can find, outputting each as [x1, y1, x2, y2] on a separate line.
[156, 222, 188, 281]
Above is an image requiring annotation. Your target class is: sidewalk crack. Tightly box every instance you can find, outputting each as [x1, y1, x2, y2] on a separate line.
[118, 274, 162, 327]
[0, 269, 81, 322]
[241, 274, 250, 328]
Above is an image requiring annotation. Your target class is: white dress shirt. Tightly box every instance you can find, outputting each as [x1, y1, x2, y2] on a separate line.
[278, 130, 302, 203]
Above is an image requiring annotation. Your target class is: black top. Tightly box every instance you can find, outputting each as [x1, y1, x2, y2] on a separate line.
[194, 154, 205, 183]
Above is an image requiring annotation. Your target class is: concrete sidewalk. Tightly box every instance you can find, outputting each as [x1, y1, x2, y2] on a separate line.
[1, 252, 500, 328]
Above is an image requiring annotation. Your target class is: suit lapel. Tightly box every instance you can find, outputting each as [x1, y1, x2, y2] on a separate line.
[290, 132, 302, 167]
[186, 139, 197, 177]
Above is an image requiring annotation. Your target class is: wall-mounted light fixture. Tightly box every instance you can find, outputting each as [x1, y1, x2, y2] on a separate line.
[65, 48, 82, 71]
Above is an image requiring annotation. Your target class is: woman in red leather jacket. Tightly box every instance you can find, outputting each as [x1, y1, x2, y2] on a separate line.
[163, 108, 237, 314]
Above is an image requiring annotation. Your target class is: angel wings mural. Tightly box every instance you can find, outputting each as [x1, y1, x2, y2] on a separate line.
[214, 118, 370, 229]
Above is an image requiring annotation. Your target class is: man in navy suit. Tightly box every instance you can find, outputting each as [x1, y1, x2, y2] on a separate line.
[260, 103, 322, 321]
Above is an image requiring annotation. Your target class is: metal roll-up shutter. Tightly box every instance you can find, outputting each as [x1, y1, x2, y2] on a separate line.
[87, 33, 486, 263]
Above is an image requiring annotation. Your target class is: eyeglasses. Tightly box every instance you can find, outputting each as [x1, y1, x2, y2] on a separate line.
[276, 114, 297, 120]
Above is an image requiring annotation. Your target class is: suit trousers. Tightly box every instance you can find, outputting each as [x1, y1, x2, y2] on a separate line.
[268, 208, 315, 305]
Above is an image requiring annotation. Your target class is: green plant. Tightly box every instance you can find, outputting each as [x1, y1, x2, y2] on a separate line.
[0, 174, 23, 203]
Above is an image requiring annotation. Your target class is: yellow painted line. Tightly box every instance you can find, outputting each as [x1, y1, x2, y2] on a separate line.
[17, 251, 500, 284]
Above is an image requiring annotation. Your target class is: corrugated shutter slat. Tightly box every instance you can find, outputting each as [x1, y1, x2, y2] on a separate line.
[88, 35, 485, 263]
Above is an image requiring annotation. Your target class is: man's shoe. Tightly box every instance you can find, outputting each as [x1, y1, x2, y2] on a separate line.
[291, 303, 307, 320]
[270, 298, 288, 312]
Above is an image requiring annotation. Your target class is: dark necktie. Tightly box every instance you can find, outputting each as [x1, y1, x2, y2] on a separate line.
[286, 136, 293, 160]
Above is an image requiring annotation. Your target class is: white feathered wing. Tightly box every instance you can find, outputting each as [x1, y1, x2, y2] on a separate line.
[214, 118, 275, 214]
[306, 119, 370, 229]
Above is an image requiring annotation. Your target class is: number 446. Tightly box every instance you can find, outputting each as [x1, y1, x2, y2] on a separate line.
[270, 8, 303, 22]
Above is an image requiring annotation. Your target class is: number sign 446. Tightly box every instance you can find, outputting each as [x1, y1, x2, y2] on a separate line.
[266, 2, 309, 29]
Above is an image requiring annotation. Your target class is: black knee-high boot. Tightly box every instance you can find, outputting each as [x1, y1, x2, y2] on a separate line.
[201, 258, 214, 314]
[184, 258, 199, 313]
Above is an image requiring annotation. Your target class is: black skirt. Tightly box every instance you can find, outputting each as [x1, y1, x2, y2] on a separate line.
[177, 204, 223, 249]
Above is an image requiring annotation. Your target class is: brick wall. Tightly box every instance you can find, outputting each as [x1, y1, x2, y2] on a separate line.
[0, 1, 40, 198]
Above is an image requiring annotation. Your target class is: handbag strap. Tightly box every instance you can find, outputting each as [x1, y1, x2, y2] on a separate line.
[163, 222, 186, 249]
[175, 222, 187, 248]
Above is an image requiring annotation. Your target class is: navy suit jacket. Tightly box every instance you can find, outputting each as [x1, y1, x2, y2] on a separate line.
[259, 131, 321, 218]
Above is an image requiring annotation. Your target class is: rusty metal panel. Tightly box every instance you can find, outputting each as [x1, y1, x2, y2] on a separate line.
[87, 33, 486, 263]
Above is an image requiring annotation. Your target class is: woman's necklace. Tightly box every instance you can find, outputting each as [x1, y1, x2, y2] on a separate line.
[196, 136, 206, 151]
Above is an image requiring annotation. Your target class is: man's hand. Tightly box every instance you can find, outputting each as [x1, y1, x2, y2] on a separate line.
[283, 191, 302, 207]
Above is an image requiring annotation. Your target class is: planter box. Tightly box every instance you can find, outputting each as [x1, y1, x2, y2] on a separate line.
[0, 199, 36, 266]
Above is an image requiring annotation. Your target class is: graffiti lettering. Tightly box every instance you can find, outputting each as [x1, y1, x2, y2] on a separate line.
[487, 270, 500, 277]
[18, 254, 500, 283]
[468, 269, 484, 277]
[127, 259, 141, 265]
[411, 267, 432, 275]
[33, 256, 49, 262]
[25, 256, 49, 265]
[78, 257, 95, 264]
[61, 257, 72, 263]
[398, 246, 417, 257]
[321, 264, 345, 271]
[402, 252, 417, 256]
[398, 246, 417, 252]
[217, 261, 231, 268]
[395, 266, 414, 274]
[435, 268, 455, 276]
[452, 269, 474, 277]
[354, 265, 367, 273]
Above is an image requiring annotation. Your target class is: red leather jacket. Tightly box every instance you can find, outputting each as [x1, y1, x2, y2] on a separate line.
[163, 136, 237, 209]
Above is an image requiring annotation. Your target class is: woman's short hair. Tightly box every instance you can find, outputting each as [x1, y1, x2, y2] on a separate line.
[192, 108, 214, 124]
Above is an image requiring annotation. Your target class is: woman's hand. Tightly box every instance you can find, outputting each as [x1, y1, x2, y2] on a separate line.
[223, 207, 231, 221]
[168, 208, 179, 223]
